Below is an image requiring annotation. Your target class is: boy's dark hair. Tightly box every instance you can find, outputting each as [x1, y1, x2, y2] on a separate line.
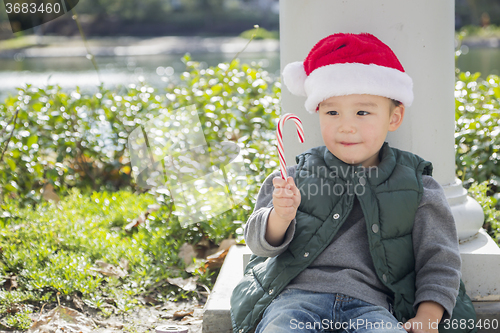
[391, 99, 402, 107]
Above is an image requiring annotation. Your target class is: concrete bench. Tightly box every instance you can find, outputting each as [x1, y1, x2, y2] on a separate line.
[202, 245, 500, 333]
[202, 245, 252, 333]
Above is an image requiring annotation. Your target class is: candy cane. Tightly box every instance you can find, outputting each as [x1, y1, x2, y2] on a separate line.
[276, 113, 305, 179]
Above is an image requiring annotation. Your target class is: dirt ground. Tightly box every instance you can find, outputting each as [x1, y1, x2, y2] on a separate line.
[91, 300, 204, 333]
[1, 299, 204, 333]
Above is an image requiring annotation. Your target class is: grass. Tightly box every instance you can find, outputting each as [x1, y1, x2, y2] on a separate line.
[0, 188, 227, 330]
[0, 290, 39, 330]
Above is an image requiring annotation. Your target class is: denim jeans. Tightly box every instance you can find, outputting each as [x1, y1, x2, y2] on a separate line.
[255, 289, 407, 333]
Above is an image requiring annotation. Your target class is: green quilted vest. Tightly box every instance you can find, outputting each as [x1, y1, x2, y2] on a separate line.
[230, 143, 477, 333]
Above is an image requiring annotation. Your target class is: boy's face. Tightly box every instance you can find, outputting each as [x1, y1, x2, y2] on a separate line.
[318, 94, 404, 168]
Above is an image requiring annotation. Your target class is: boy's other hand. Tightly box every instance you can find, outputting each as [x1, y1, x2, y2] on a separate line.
[272, 176, 301, 223]
[403, 301, 443, 333]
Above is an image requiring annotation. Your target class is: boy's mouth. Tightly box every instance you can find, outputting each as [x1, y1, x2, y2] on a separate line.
[339, 141, 359, 146]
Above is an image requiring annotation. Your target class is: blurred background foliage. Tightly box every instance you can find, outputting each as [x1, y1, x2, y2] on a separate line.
[455, 0, 500, 28]
[1, 0, 499, 38]
[0, 0, 280, 38]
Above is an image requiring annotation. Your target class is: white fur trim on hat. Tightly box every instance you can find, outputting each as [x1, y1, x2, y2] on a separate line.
[282, 61, 307, 96]
[302, 63, 414, 114]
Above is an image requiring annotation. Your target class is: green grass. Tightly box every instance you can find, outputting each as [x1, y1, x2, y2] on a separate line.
[0, 290, 39, 330]
[0, 188, 224, 329]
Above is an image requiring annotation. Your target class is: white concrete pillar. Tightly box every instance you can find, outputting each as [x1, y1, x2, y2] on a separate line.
[280, 0, 500, 301]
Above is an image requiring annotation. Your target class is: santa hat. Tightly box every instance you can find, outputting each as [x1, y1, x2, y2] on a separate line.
[282, 33, 413, 114]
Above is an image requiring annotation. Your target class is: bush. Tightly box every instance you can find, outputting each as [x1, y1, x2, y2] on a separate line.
[0, 55, 280, 213]
[455, 71, 500, 190]
[455, 69, 500, 242]
[467, 181, 500, 243]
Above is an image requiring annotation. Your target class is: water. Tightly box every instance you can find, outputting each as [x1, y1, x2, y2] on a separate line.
[0, 52, 281, 101]
[456, 47, 500, 77]
[0, 47, 497, 102]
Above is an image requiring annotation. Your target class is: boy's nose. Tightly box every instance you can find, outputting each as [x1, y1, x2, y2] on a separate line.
[339, 123, 356, 134]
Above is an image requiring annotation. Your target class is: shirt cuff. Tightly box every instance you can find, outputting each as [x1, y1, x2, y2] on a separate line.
[414, 287, 457, 321]
[258, 207, 296, 256]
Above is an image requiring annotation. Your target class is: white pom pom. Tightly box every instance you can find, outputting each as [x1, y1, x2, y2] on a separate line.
[282, 61, 307, 96]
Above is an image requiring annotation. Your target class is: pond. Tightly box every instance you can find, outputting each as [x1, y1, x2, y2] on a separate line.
[0, 47, 498, 102]
[456, 46, 500, 77]
[0, 52, 281, 102]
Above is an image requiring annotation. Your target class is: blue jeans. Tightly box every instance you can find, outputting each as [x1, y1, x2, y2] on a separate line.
[255, 289, 407, 333]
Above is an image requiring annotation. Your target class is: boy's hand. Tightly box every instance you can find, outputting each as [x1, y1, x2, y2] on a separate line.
[272, 176, 301, 223]
[403, 301, 443, 333]
[264, 176, 301, 247]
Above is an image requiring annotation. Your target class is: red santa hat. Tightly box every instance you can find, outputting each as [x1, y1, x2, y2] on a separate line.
[282, 33, 413, 114]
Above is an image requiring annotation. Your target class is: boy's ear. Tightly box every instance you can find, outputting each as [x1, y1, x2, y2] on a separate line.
[388, 105, 405, 131]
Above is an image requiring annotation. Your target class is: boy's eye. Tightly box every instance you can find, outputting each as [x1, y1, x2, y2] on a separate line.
[326, 111, 338, 115]
[357, 111, 369, 116]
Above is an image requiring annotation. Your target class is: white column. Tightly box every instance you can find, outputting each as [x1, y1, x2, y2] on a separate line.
[280, 0, 500, 301]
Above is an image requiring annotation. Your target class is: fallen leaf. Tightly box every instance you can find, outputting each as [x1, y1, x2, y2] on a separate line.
[124, 212, 147, 231]
[178, 243, 196, 265]
[123, 204, 160, 231]
[166, 276, 197, 292]
[28, 305, 96, 333]
[119, 258, 129, 272]
[140, 295, 159, 305]
[173, 309, 193, 319]
[90, 260, 127, 278]
[205, 248, 229, 270]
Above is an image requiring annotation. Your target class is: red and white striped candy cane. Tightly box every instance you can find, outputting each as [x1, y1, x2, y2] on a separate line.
[276, 113, 305, 179]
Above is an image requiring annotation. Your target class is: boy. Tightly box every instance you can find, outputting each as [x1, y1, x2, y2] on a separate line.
[230, 33, 477, 333]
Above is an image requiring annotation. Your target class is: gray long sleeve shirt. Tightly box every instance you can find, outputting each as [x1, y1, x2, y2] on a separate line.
[244, 165, 461, 320]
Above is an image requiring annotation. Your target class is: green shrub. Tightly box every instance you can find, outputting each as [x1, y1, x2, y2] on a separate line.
[0, 54, 280, 216]
[455, 71, 500, 191]
[467, 181, 500, 243]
